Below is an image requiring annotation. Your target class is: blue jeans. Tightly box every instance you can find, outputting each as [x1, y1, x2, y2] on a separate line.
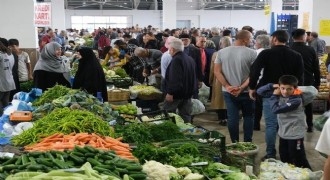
[263, 97, 278, 158]
[223, 92, 254, 142]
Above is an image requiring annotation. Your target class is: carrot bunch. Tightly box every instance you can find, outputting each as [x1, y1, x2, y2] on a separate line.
[24, 133, 136, 160]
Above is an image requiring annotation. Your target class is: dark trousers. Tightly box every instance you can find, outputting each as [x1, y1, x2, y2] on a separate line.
[304, 103, 313, 128]
[254, 94, 263, 129]
[0, 91, 10, 116]
[279, 137, 312, 170]
[163, 99, 192, 123]
[217, 109, 227, 120]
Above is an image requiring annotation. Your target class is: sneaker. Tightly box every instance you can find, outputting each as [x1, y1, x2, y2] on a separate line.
[219, 119, 227, 126]
[307, 126, 313, 133]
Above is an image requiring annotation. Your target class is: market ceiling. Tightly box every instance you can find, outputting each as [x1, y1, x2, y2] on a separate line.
[60, 0, 299, 10]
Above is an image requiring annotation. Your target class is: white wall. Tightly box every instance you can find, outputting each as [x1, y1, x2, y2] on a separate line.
[312, 0, 330, 45]
[0, 0, 38, 48]
[65, 9, 270, 31]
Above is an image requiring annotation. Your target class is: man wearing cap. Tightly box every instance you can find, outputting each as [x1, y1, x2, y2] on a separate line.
[179, 34, 202, 98]
[291, 29, 320, 133]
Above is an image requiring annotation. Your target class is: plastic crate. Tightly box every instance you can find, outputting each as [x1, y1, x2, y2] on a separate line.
[135, 110, 175, 123]
[135, 99, 160, 113]
[312, 99, 327, 113]
[185, 128, 226, 153]
[106, 77, 133, 88]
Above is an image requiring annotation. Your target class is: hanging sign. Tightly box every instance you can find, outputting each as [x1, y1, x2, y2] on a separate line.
[302, 12, 310, 31]
[264, 5, 270, 16]
[34, 3, 51, 27]
[320, 20, 330, 36]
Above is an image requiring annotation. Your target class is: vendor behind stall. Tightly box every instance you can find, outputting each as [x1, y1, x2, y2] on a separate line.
[33, 42, 71, 92]
[72, 47, 107, 101]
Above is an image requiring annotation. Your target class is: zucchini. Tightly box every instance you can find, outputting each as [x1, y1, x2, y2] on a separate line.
[56, 154, 65, 162]
[69, 154, 84, 164]
[52, 159, 69, 169]
[73, 146, 88, 153]
[95, 165, 115, 170]
[115, 162, 129, 168]
[87, 158, 101, 166]
[116, 167, 129, 174]
[100, 154, 113, 160]
[129, 173, 147, 179]
[71, 151, 84, 157]
[27, 164, 44, 171]
[101, 171, 121, 178]
[85, 153, 95, 158]
[28, 152, 43, 158]
[14, 157, 22, 165]
[2, 165, 19, 171]
[84, 146, 98, 153]
[104, 160, 114, 165]
[18, 163, 30, 170]
[93, 166, 109, 173]
[37, 159, 53, 167]
[1, 157, 17, 166]
[28, 157, 37, 164]
[50, 150, 66, 156]
[21, 154, 29, 165]
[126, 165, 143, 171]
[45, 152, 55, 161]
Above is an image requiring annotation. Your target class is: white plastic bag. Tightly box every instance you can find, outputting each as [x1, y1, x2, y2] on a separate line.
[198, 83, 210, 104]
[190, 99, 205, 115]
[298, 86, 318, 106]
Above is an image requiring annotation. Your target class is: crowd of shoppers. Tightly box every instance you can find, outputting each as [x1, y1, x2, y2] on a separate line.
[1, 24, 329, 174]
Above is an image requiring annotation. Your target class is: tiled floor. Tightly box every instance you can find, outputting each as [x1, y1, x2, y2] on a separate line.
[193, 110, 326, 174]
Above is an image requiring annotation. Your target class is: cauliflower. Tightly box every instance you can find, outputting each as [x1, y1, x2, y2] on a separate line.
[142, 160, 180, 180]
[183, 173, 204, 180]
[176, 167, 192, 176]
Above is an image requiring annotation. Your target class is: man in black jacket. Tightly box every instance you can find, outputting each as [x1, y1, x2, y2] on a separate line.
[163, 38, 196, 123]
[179, 34, 202, 98]
[249, 30, 304, 160]
[291, 29, 320, 132]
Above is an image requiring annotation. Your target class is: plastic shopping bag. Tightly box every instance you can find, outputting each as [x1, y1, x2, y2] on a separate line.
[298, 86, 318, 106]
[314, 111, 330, 131]
[191, 99, 206, 115]
[198, 83, 210, 104]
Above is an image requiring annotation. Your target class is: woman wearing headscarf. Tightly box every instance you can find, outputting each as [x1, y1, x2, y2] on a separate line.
[0, 41, 16, 115]
[33, 42, 71, 92]
[73, 47, 108, 101]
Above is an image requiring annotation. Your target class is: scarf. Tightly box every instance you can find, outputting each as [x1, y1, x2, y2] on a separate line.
[34, 42, 70, 82]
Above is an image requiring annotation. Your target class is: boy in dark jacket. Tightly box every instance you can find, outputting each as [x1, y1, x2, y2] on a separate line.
[257, 75, 311, 169]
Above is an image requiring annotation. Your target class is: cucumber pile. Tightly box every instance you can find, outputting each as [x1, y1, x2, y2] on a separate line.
[0, 146, 146, 179]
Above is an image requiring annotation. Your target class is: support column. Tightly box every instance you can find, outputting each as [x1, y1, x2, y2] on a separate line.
[268, 0, 282, 33]
[0, 0, 39, 68]
[51, 0, 66, 31]
[163, 0, 177, 30]
[298, 0, 313, 31]
[312, 0, 330, 45]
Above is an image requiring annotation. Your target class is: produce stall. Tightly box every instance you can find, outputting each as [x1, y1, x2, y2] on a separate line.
[0, 65, 324, 179]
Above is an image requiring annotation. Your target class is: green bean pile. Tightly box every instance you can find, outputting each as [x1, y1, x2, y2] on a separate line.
[33, 85, 71, 106]
[11, 108, 114, 146]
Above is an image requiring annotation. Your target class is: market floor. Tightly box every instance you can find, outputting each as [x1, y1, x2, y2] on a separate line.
[193, 110, 326, 174]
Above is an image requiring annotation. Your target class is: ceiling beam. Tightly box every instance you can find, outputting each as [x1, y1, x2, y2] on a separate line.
[134, 0, 140, 9]
[199, 0, 209, 10]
